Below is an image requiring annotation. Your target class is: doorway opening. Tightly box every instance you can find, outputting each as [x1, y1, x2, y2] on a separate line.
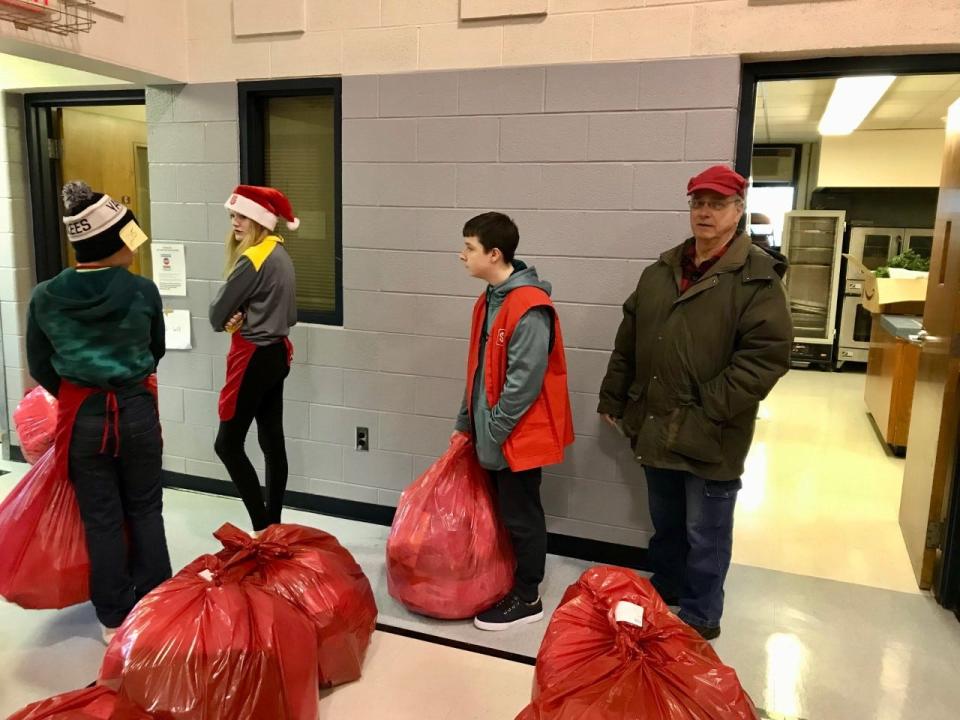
[736, 55, 960, 611]
[24, 90, 149, 283]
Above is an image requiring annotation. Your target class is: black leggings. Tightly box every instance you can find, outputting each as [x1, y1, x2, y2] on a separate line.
[214, 342, 289, 531]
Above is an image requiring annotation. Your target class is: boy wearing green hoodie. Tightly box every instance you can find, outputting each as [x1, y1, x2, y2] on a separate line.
[26, 181, 171, 643]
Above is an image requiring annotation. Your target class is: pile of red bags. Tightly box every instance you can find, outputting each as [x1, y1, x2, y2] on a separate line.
[0, 447, 89, 609]
[211, 522, 378, 687]
[516, 566, 758, 720]
[97, 522, 378, 718]
[13, 386, 58, 464]
[386, 434, 514, 619]
[99, 553, 322, 720]
[6, 686, 153, 720]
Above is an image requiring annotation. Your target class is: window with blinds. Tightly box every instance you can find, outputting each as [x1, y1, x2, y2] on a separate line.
[239, 79, 342, 325]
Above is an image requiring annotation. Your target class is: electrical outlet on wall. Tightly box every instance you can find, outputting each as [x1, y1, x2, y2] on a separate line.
[356, 427, 369, 452]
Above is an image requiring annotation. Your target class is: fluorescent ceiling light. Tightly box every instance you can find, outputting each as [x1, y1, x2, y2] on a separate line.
[818, 75, 895, 136]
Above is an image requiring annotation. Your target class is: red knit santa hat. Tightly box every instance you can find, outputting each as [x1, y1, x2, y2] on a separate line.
[224, 185, 300, 232]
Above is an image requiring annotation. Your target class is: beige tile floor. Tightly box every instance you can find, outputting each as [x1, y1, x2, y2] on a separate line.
[734, 367, 920, 594]
[320, 632, 534, 719]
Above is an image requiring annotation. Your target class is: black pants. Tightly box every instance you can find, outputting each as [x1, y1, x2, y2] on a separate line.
[492, 467, 546, 603]
[214, 342, 289, 531]
[69, 393, 172, 628]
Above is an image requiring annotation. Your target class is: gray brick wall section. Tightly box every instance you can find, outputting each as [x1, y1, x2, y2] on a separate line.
[1, 92, 33, 455]
[146, 57, 740, 549]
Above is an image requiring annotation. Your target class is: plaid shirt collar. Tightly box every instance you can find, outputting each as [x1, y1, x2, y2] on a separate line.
[679, 237, 733, 292]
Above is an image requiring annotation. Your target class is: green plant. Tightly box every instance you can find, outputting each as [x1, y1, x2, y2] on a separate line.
[873, 249, 929, 277]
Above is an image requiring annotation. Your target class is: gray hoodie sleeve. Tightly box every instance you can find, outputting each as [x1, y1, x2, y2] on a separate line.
[209, 257, 257, 332]
[487, 307, 552, 445]
[454, 389, 471, 433]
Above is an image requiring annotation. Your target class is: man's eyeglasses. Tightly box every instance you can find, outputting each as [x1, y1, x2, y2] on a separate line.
[688, 198, 741, 211]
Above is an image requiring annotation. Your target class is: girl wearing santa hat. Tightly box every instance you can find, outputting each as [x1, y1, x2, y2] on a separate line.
[210, 185, 299, 533]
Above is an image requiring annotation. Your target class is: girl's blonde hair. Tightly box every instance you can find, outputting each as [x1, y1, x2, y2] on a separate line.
[224, 219, 271, 277]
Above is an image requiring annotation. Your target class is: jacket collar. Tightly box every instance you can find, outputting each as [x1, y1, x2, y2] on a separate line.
[662, 233, 775, 303]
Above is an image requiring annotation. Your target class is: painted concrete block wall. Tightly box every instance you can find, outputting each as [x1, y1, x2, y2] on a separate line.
[0, 2, 188, 83]
[185, 0, 960, 82]
[148, 58, 739, 547]
[0, 92, 33, 451]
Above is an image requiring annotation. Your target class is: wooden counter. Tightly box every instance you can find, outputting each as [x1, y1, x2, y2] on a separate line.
[864, 315, 921, 455]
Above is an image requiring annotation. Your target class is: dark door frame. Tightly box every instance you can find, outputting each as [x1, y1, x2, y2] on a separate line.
[736, 53, 960, 611]
[22, 89, 145, 283]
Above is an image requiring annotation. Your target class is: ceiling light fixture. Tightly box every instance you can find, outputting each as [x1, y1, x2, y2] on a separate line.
[818, 75, 895, 136]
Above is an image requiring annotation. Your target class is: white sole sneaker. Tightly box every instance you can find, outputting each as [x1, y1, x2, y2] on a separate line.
[473, 610, 544, 632]
[101, 625, 118, 645]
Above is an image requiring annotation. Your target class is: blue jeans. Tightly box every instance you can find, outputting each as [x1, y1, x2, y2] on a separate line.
[644, 466, 741, 628]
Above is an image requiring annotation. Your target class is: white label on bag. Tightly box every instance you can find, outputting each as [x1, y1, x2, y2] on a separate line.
[614, 601, 644, 627]
[198, 569, 215, 582]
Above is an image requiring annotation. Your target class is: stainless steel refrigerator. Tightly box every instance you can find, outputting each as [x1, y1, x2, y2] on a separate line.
[781, 210, 846, 367]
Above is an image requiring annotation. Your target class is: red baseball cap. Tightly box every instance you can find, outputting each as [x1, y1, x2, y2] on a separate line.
[687, 165, 747, 197]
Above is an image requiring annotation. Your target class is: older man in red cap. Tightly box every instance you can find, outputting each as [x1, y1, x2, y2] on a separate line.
[597, 164, 792, 640]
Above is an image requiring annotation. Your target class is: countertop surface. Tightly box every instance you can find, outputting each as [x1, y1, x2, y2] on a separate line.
[879, 314, 923, 339]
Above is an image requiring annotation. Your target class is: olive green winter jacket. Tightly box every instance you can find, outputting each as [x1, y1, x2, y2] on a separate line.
[598, 233, 793, 481]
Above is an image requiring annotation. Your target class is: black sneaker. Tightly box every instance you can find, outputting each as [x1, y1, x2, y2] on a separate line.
[686, 622, 721, 641]
[474, 592, 544, 631]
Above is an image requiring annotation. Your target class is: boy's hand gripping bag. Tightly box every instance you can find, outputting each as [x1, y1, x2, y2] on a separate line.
[0, 447, 89, 609]
[13, 386, 58, 464]
[386, 433, 515, 619]
[6, 686, 153, 720]
[516, 566, 759, 720]
[212, 522, 378, 687]
[98, 554, 320, 720]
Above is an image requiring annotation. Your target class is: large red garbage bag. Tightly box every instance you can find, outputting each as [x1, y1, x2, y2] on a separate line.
[13, 386, 58, 464]
[6, 686, 153, 719]
[0, 447, 89, 609]
[212, 522, 378, 687]
[98, 554, 320, 720]
[516, 566, 758, 720]
[386, 433, 514, 619]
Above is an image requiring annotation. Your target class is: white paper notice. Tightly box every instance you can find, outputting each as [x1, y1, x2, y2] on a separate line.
[163, 309, 192, 350]
[152, 242, 187, 297]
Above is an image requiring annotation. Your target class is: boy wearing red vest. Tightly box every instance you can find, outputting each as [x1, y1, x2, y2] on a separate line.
[454, 212, 574, 631]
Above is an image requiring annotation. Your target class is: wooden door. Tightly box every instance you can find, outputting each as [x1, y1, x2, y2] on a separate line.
[57, 105, 148, 275]
[899, 98, 960, 588]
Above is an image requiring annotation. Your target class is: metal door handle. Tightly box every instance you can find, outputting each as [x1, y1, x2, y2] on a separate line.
[908, 329, 928, 346]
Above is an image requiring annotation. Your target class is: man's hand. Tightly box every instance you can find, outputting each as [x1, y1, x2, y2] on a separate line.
[451, 430, 469, 442]
[600, 413, 619, 428]
[224, 311, 244, 334]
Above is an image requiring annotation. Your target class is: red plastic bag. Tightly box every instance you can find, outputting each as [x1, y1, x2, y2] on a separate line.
[99, 554, 320, 720]
[13, 386, 58, 464]
[212, 522, 378, 687]
[517, 566, 758, 720]
[386, 433, 514, 619]
[7, 686, 153, 719]
[0, 446, 89, 609]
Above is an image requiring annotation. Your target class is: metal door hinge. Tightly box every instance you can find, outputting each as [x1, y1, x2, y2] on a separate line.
[926, 520, 944, 549]
[47, 138, 62, 159]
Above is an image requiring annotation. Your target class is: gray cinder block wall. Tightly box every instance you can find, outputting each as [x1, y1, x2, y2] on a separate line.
[148, 57, 740, 548]
[0, 92, 32, 452]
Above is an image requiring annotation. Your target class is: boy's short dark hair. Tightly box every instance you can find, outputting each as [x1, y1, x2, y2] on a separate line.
[462, 212, 519, 264]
